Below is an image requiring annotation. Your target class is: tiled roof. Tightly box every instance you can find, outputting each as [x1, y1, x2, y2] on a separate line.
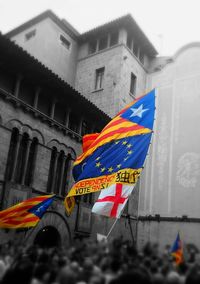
[5, 10, 157, 56]
[5, 10, 80, 40]
[79, 14, 157, 56]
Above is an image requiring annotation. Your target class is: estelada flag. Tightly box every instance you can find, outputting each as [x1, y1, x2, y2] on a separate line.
[171, 233, 184, 265]
[0, 195, 55, 229]
[65, 89, 155, 214]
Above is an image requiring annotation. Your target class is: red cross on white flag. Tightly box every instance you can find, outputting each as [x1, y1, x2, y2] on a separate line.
[92, 183, 133, 218]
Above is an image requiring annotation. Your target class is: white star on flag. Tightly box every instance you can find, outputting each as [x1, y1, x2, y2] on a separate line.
[130, 104, 148, 118]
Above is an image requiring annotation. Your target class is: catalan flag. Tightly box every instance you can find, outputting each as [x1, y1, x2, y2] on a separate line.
[0, 195, 55, 229]
[171, 233, 184, 265]
[65, 89, 155, 216]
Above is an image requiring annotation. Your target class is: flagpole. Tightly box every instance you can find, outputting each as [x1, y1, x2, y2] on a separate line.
[106, 194, 132, 238]
[106, 192, 136, 239]
[106, 218, 118, 238]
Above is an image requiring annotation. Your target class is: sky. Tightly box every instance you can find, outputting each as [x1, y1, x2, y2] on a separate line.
[0, 0, 200, 56]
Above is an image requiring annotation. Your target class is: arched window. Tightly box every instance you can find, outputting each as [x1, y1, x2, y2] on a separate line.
[62, 154, 74, 196]
[5, 127, 19, 181]
[15, 133, 29, 183]
[5, 129, 38, 186]
[54, 150, 65, 195]
[47, 148, 75, 197]
[47, 147, 57, 193]
[25, 137, 38, 186]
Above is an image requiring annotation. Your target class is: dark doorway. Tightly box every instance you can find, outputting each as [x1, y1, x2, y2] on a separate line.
[34, 226, 61, 247]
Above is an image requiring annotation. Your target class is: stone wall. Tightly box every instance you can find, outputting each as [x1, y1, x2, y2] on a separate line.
[76, 44, 147, 118]
[138, 43, 200, 248]
[11, 18, 78, 86]
[0, 96, 82, 244]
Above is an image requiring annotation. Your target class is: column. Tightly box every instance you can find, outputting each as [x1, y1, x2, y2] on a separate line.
[21, 138, 32, 185]
[33, 87, 41, 109]
[131, 39, 134, 53]
[107, 33, 111, 48]
[50, 100, 56, 119]
[11, 134, 22, 182]
[78, 117, 83, 136]
[96, 39, 99, 52]
[50, 151, 59, 193]
[137, 47, 140, 59]
[28, 140, 38, 187]
[64, 109, 70, 128]
[14, 74, 23, 98]
[58, 155, 66, 196]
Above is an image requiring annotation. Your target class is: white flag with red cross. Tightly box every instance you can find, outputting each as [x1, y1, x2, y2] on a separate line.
[92, 183, 133, 218]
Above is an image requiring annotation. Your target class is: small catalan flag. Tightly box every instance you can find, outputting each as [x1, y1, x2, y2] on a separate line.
[171, 232, 184, 265]
[0, 195, 55, 229]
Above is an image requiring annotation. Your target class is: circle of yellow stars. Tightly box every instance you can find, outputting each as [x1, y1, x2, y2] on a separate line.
[95, 140, 133, 174]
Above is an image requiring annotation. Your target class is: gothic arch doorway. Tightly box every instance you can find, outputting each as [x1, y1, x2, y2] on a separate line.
[34, 226, 61, 247]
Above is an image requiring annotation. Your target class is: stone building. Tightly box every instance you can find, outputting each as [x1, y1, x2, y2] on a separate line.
[139, 44, 200, 250]
[3, 10, 200, 249]
[0, 33, 111, 246]
[6, 11, 157, 118]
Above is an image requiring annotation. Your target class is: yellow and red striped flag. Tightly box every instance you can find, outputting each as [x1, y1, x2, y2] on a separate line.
[0, 195, 55, 229]
[64, 90, 155, 217]
[68, 90, 155, 196]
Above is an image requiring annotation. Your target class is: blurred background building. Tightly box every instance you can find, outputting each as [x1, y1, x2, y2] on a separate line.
[0, 10, 200, 249]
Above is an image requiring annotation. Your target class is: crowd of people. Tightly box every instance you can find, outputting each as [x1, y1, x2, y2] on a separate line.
[0, 236, 199, 284]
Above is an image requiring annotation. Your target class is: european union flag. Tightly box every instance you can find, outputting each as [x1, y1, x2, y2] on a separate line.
[66, 89, 155, 199]
[73, 134, 152, 182]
